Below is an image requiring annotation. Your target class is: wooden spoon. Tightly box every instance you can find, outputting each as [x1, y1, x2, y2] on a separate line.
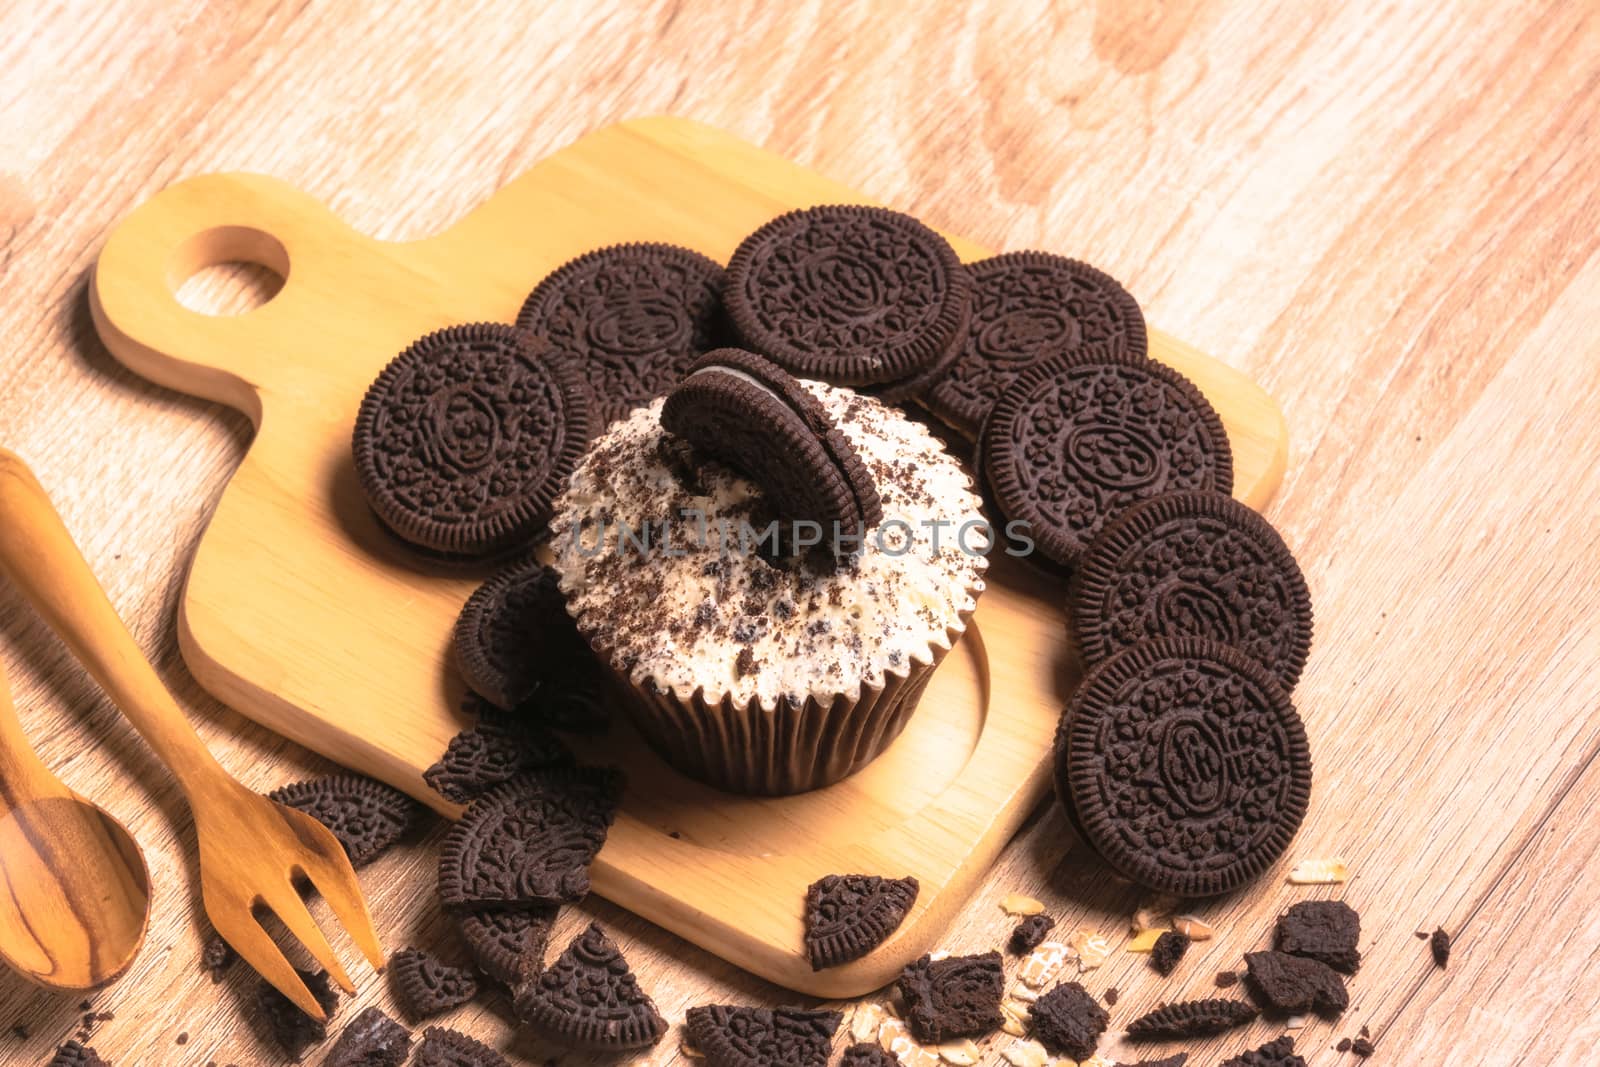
[0, 655, 151, 989]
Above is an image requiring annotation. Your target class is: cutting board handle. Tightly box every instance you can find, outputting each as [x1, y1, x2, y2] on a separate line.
[89, 173, 359, 424]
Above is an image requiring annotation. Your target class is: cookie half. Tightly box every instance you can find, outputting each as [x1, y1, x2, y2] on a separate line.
[512, 923, 667, 1051]
[803, 873, 918, 970]
[326, 1006, 411, 1067]
[926, 252, 1147, 436]
[353, 323, 591, 558]
[1070, 490, 1312, 691]
[517, 242, 727, 430]
[662, 348, 883, 550]
[684, 1005, 842, 1067]
[267, 773, 421, 869]
[979, 353, 1233, 571]
[437, 768, 623, 909]
[724, 205, 971, 389]
[455, 904, 556, 987]
[423, 696, 573, 804]
[389, 947, 478, 1021]
[1054, 637, 1311, 896]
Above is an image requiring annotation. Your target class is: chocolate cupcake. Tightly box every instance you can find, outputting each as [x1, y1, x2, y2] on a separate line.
[549, 379, 987, 795]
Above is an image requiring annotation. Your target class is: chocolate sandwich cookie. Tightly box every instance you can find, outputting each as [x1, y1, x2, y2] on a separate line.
[268, 773, 421, 869]
[1070, 490, 1312, 691]
[437, 767, 623, 909]
[896, 951, 1004, 1043]
[353, 323, 591, 558]
[389, 948, 478, 1021]
[840, 1045, 899, 1067]
[423, 697, 573, 804]
[1126, 998, 1258, 1038]
[979, 353, 1233, 571]
[326, 1006, 411, 1067]
[517, 242, 727, 430]
[1275, 899, 1361, 973]
[413, 1026, 510, 1067]
[1054, 637, 1311, 896]
[1029, 981, 1108, 1060]
[453, 560, 563, 710]
[684, 1005, 842, 1067]
[512, 923, 667, 1051]
[455, 904, 556, 986]
[802, 873, 918, 969]
[724, 205, 971, 390]
[662, 349, 883, 550]
[927, 252, 1147, 437]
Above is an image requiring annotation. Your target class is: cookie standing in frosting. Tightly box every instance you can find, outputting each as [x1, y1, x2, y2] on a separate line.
[661, 348, 882, 554]
[551, 384, 987, 711]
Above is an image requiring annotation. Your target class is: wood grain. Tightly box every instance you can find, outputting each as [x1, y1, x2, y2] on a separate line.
[1, 1, 1596, 1064]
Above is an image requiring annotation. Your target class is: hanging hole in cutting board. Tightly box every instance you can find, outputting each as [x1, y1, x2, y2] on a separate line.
[167, 226, 289, 317]
[569, 620, 991, 857]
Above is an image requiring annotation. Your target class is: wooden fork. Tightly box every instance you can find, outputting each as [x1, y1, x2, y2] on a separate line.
[0, 449, 382, 1018]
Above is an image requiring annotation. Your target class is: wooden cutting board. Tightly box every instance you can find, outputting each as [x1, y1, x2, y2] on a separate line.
[88, 117, 1287, 997]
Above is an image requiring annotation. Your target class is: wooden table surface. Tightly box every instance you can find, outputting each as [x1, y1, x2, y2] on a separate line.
[2, 2, 1596, 1064]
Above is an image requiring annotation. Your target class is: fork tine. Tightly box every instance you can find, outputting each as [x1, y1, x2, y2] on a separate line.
[301, 855, 385, 971]
[210, 908, 328, 1021]
[263, 883, 354, 993]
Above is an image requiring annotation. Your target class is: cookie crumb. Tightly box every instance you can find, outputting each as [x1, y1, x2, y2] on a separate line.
[1103, 986, 1118, 1006]
[1430, 927, 1451, 967]
[1216, 970, 1239, 988]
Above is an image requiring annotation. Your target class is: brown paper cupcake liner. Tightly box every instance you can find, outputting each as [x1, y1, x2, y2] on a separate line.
[583, 613, 974, 796]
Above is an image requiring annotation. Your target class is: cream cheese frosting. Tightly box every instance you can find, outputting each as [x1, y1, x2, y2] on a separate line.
[550, 382, 988, 709]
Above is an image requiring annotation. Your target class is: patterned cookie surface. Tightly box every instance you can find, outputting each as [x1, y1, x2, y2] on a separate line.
[353, 323, 591, 557]
[1071, 490, 1312, 691]
[1054, 638, 1311, 896]
[268, 773, 420, 869]
[724, 205, 970, 388]
[1126, 998, 1259, 1038]
[512, 922, 667, 1051]
[437, 768, 623, 909]
[927, 252, 1147, 436]
[389, 948, 478, 1021]
[895, 950, 1004, 1043]
[424, 697, 573, 804]
[662, 349, 884, 551]
[456, 904, 557, 987]
[980, 353, 1233, 570]
[517, 243, 726, 430]
[413, 1026, 510, 1067]
[802, 873, 918, 969]
[684, 1005, 842, 1067]
[453, 560, 563, 710]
